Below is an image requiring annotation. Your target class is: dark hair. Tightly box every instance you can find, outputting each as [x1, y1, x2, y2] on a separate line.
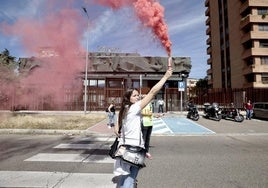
[118, 88, 138, 132]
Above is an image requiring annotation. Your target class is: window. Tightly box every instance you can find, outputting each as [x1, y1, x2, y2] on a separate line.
[89, 79, 105, 88]
[259, 24, 268, 31]
[98, 80, 105, 88]
[89, 80, 97, 87]
[257, 8, 268, 15]
[259, 40, 268, 48]
[261, 57, 268, 65]
[108, 79, 122, 88]
[133, 80, 140, 89]
[261, 74, 268, 84]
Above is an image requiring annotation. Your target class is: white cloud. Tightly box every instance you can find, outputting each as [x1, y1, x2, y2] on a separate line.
[89, 9, 116, 44]
[169, 15, 205, 35]
[0, 0, 44, 22]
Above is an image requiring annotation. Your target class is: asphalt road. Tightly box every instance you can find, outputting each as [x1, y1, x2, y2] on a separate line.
[139, 134, 268, 188]
[0, 113, 267, 188]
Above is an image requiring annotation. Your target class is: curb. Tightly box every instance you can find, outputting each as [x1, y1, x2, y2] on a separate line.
[0, 128, 114, 137]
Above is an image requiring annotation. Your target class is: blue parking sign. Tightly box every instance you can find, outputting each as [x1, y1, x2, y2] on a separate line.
[178, 81, 185, 91]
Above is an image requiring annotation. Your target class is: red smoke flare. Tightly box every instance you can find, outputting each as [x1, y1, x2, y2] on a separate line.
[93, 0, 172, 56]
[133, 0, 172, 56]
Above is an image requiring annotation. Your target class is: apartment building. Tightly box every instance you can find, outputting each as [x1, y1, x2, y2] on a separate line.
[205, 0, 268, 89]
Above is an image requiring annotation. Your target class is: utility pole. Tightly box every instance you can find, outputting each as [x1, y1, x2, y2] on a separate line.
[82, 7, 89, 114]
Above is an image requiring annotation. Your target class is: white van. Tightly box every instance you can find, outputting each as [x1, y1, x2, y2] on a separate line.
[253, 102, 268, 119]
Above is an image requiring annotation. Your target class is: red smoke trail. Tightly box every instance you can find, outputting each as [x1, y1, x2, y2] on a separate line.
[0, 0, 172, 110]
[133, 0, 172, 56]
[1, 3, 85, 109]
[93, 0, 172, 56]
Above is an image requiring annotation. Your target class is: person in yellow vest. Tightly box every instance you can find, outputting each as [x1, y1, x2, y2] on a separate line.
[141, 95, 153, 159]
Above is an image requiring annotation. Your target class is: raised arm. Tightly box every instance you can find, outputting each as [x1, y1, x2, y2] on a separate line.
[140, 68, 173, 110]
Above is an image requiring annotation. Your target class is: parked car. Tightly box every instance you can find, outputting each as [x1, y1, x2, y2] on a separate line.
[252, 102, 268, 119]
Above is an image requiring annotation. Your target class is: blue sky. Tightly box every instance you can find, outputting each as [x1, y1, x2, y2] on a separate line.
[0, 0, 208, 79]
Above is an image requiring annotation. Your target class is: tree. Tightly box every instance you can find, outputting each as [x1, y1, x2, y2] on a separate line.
[195, 77, 209, 89]
[0, 48, 16, 65]
[0, 49, 18, 82]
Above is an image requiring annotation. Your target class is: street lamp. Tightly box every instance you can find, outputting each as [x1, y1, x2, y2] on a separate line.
[82, 7, 89, 114]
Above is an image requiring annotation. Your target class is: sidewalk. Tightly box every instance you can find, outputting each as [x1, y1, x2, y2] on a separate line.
[86, 118, 115, 135]
[1, 110, 266, 136]
[0, 111, 181, 135]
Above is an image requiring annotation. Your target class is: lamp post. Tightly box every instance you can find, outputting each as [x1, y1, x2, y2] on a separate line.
[82, 7, 89, 114]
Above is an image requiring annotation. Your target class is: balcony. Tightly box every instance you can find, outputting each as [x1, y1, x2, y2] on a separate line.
[241, 15, 268, 29]
[243, 63, 268, 74]
[205, 8, 210, 16]
[206, 27, 211, 35]
[207, 47, 212, 55]
[207, 58, 212, 65]
[205, 0, 209, 7]
[243, 64, 255, 74]
[241, 31, 268, 44]
[207, 68, 213, 74]
[242, 48, 268, 59]
[240, 0, 268, 14]
[206, 17, 210, 25]
[206, 37, 211, 45]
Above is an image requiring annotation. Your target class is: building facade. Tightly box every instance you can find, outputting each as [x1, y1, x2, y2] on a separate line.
[0, 51, 192, 111]
[84, 52, 191, 111]
[205, 0, 268, 89]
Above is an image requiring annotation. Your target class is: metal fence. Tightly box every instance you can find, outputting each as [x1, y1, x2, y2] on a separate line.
[192, 88, 268, 109]
[1, 86, 268, 112]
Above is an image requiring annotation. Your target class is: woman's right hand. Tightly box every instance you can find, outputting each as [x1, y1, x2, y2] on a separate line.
[164, 68, 173, 79]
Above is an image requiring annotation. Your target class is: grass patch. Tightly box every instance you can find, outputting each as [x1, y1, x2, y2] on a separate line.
[0, 112, 106, 130]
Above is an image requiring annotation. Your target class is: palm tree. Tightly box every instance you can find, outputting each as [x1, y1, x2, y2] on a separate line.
[0, 48, 16, 65]
[0, 49, 18, 82]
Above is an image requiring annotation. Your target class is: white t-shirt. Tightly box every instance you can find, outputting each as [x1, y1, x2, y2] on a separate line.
[158, 99, 164, 105]
[114, 101, 145, 176]
[119, 101, 144, 147]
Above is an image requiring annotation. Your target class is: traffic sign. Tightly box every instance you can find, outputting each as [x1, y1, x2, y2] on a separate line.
[178, 81, 185, 91]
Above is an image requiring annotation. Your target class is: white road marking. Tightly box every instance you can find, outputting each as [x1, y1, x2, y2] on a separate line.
[152, 118, 173, 134]
[54, 143, 110, 150]
[0, 171, 115, 188]
[24, 153, 114, 163]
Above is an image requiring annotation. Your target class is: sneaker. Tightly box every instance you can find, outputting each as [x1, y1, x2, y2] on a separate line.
[145, 153, 153, 160]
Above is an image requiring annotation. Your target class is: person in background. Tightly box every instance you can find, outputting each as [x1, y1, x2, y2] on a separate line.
[141, 94, 153, 160]
[244, 100, 253, 120]
[113, 68, 173, 188]
[107, 100, 116, 128]
[157, 98, 164, 113]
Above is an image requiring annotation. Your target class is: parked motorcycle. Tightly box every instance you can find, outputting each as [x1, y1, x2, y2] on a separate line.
[221, 108, 244, 122]
[186, 104, 199, 121]
[203, 102, 222, 121]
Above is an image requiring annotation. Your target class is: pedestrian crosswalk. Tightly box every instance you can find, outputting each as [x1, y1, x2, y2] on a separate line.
[0, 136, 117, 188]
[152, 117, 173, 134]
[0, 171, 115, 188]
[0, 117, 215, 187]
